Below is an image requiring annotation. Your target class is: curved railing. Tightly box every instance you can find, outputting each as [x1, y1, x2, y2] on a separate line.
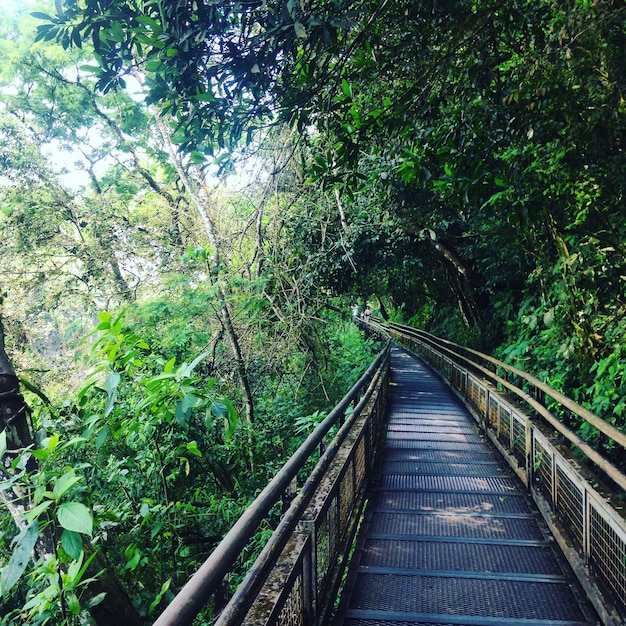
[384, 320, 626, 626]
[154, 341, 391, 626]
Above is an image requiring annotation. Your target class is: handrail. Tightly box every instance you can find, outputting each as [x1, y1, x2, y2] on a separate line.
[387, 322, 626, 448]
[215, 356, 389, 626]
[154, 341, 391, 626]
[385, 321, 626, 490]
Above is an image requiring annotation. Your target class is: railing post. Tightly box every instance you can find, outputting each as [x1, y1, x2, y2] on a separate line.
[481, 387, 490, 434]
[525, 418, 533, 490]
[282, 477, 298, 516]
[582, 489, 590, 565]
[496, 400, 501, 440]
[213, 575, 230, 619]
[300, 519, 317, 625]
[302, 539, 313, 626]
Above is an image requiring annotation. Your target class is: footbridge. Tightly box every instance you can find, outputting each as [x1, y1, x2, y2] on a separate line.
[153, 321, 626, 626]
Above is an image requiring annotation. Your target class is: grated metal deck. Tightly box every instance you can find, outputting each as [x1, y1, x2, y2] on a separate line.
[334, 348, 600, 626]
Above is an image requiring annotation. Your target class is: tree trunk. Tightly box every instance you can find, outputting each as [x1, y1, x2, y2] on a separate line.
[154, 114, 255, 424]
[0, 315, 34, 456]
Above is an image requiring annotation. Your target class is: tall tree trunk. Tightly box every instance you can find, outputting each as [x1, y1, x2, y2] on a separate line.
[154, 114, 255, 424]
[425, 234, 482, 327]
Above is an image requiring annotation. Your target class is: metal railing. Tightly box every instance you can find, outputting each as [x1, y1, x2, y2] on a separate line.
[385, 321, 626, 626]
[154, 341, 391, 626]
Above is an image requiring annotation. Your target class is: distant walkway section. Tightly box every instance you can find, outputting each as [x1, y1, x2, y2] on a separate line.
[336, 347, 599, 626]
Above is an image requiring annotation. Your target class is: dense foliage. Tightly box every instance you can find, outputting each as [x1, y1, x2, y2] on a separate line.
[1, 0, 624, 623]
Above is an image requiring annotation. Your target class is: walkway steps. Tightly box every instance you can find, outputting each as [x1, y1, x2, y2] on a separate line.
[335, 348, 599, 626]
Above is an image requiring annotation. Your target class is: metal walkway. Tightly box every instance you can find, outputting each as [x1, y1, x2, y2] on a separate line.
[335, 347, 600, 626]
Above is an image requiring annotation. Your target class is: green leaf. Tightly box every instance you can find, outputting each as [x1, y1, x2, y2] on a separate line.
[187, 350, 209, 373]
[0, 429, 6, 460]
[175, 394, 196, 426]
[98, 311, 112, 324]
[124, 544, 141, 571]
[67, 592, 81, 615]
[30, 11, 54, 20]
[25, 499, 53, 523]
[135, 15, 162, 30]
[80, 64, 103, 73]
[163, 356, 176, 374]
[61, 529, 83, 560]
[45, 433, 60, 450]
[57, 502, 93, 536]
[148, 578, 171, 615]
[211, 400, 228, 419]
[0, 521, 39, 595]
[103, 372, 120, 417]
[103, 372, 120, 394]
[31, 448, 51, 462]
[95, 427, 109, 450]
[190, 150, 206, 164]
[294, 22, 307, 38]
[185, 441, 202, 457]
[54, 469, 81, 500]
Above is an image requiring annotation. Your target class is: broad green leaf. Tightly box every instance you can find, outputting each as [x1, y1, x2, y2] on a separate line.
[124, 544, 141, 571]
[103, 372, 120, 393]
[163, 356, 176, 374]
[175, 394, 196, 426]
[223, 399, 238, 442]
[294, 22, 307, 38]
[53, 469, 81, 499]
[0, 521, 39, 595]
[211, 400, 228, 419]
[45, 433, 60, 451]
[25, 499, 53, 523]
[145, 60, 164, 72]
[103, 372, 120, 417]
[31, 448, 51, 461]
[60, 436, 88, 451]
[97, 311, 112, 324]
[95, 427, 109, 450]
[67, 592, 81, 615]
[61, 529, 83, 560]
[181, 393, 196, 412]
[185, 441, 202, 457]
[192, 93, 216, 102]
[57, 502, 93, 536]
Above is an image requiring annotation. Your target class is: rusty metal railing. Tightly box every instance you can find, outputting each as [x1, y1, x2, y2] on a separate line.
[153, 340, 391, 626]
[386, 321, 626, 626]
